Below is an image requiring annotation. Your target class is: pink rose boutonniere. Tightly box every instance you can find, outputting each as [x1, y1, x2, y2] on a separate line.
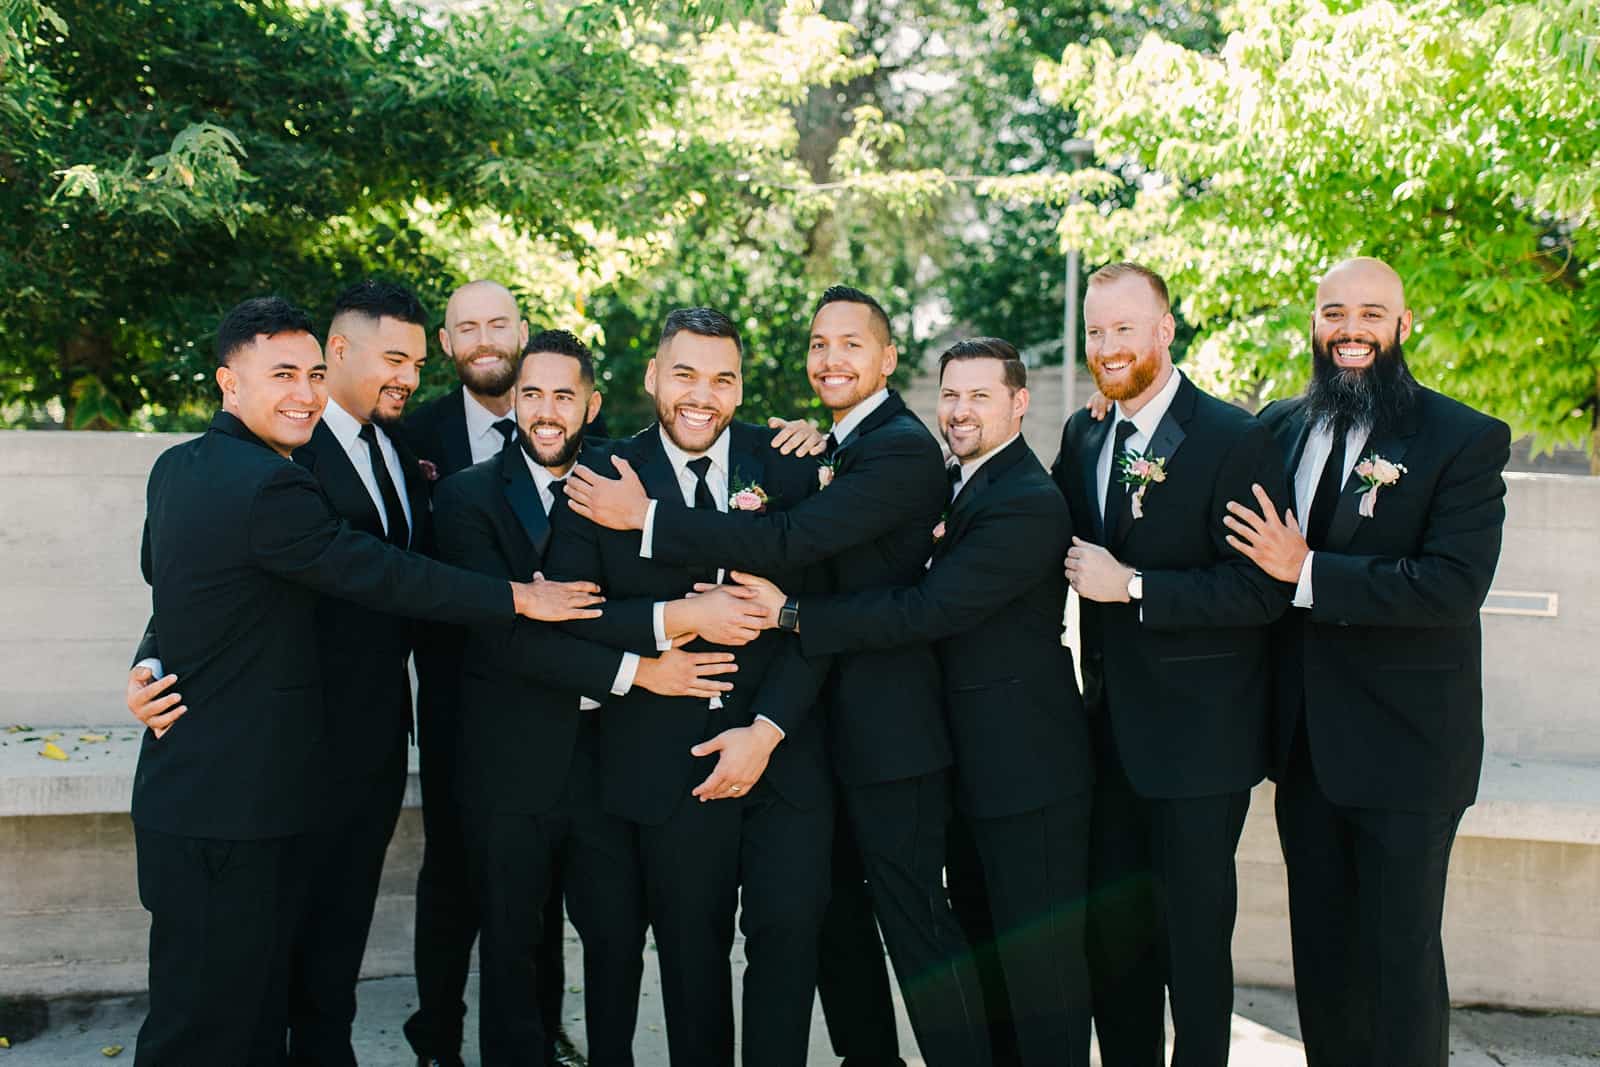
[817, 459, 837, 489]
[1117, 451, 1168, 519]
[1354, 454, 1407, 518]
[417, 458, 440, 483]
[730, 479, 769, 514]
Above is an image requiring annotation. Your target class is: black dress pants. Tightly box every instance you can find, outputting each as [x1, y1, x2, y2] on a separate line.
[286, 742, 409, 1066]
[1276, 724, 1463, 1067]
[840, 772, 993, 1067]
[817, 797, 906, 1067]
[962, 796, 1093, 1067]
[1086, 732, 1250, 1067]
[636, 779, 832, 1067]
[134, 825, 300, 1067]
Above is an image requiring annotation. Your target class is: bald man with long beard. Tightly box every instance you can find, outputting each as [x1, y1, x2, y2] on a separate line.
[1223, 257, 1511, 1066]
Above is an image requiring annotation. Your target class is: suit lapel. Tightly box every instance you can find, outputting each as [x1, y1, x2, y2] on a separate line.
[500, 444, 552, 560]
[728, 429, 767, 505]
[836, 390, 909, 464]
[1078, 415, 1113, 542]
[634, 428, 683, 509]
[440, 387, 474, 476]
[1109, 374, 1194, 551]
[940, 438, 1030, 559]
[297, 421, 383, 536]
[392, 430, 431, 540]
[1322, 406, 1420, 553]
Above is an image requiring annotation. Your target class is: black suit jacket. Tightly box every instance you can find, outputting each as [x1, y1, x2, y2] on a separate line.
[131, 412, 510, 840]
[1259, 388, 1510, 812]
[798, 438, 1093, 819]
[1050, 374, 1292, 799]
[401, 386, 477, 481]
[432, 441, 664, 816]
[646, 391, 952, 787]
[544, 422, 832, 825]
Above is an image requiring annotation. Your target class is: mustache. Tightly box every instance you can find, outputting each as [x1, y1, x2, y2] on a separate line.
[1307, 326, 1418, 436]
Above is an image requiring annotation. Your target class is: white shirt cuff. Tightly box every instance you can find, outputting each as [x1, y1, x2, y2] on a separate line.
[135, 658, 164, 678]
[640, 499, 658, 559]
[611, 652, 641, 696]
[652, 602, 672, 651]
[755, 714, 786, 739]
[1293, 551, 1315, 608]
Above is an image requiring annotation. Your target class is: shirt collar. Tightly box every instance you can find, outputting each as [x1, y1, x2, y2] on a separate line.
[462, 387, 511, 442]
[1113, 366, 1183, 441]
[957, 432, 1021, 487]
[829, 387, 891, 446]
[519, 446, 562, 497]
[319, 396, 367, 452]
[657, 424, 732, 480]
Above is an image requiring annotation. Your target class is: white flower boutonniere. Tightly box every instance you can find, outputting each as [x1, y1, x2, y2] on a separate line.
[1354, 454, 1407, 518]
[1117, 451, 1168, 520]
[817, 459, 837, 489]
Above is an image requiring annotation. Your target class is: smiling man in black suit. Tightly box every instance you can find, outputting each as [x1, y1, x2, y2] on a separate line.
[564, 287, 991, 1067]
[1220, 257, 1510, 1067]
[124, 296, 597, 1067]
[728, 337, 1096, 1067]
[1052, 262, 1291, 1067]
[545, 307, 835, 1067]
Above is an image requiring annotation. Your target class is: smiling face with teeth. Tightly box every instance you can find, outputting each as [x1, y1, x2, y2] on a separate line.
[1083, 272, 1176, 414]
[216, 330, 328, 457]
[440, 281, 528, 406]
[326, 313, 428, 428]
[1312, 258, 1413, 375]
[937, 352, 1029, 464]
[808, 299, 898, 423]
[515, 349, 601, 473]
[646, 330, 742, 454]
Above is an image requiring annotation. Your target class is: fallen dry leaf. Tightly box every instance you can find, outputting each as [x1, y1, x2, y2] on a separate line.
[79, 733, 109, 743]
[5, 724, 30, 733]
[102, 1045, 125, 1057]
[39, 742, 68, 761]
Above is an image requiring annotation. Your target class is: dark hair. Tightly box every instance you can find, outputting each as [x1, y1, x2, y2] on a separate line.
[938, 337, 1027, 391]
[522, 328, 596, 385]
[658, 307, 742, 356]
[331, 279, 429, 329]
[814, 284, 892, 346]
[1086, 262, 1171, 312]
[216, 296, 318, 367]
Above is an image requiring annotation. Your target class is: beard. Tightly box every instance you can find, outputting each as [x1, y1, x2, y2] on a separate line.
[518, 419, 586, 470]
[1306, 325, 1419, 437]
[455, 344, 519, 397]
[1089, 346, 1162, 401]
[656, 398, 733, 453]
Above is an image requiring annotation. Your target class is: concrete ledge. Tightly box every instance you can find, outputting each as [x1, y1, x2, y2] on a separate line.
[0, 726, 422, 817]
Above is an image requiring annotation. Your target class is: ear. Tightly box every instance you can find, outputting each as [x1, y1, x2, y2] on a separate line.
[1158, 312, 1177, 348]
[881, 343, 899, 377]
[518, 319, 530, 350]
[643, 358, 658, 397]
[437, 327, 452, 357]
[585, 389, 603, 425]
[1013, 385, 1030, 421]
[1398, 308, 1414, 344]
[215, 365, 237, 408]
[326, 333, 346, 362]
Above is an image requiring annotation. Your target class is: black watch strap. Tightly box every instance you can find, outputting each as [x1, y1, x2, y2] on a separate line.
[777, 596, 800, 632]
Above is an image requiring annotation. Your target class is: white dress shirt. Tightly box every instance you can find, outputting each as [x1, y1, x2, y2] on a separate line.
[828, 386, 891, 449]
[519, 449, 638, 706]
[463, 388, 515, 466]
[320, 397, 415, 542]
[1096, 367, 1184, 519]
[640, 425, 732, 563]
[951, 433, 1021, 501]
[1290, 419, 1370, 608]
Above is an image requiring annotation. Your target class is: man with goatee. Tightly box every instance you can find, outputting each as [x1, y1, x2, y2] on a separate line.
[1221, 257, 1510, 1066]
[1051, 262, 1291, 1067]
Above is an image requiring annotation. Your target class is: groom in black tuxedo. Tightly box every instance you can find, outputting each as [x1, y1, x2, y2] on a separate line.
[546, 307, 835, 1067]
[565, 288, 991, 1067]
[1221, 257, 1510, 1066]
[1052, 263, 1291, 1067]
[727, 338, 1096, 1067]
[125, 297, 593, 1067]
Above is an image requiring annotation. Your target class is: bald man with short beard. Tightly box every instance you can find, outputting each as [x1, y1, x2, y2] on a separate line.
[1223, 257, 1511, 1066]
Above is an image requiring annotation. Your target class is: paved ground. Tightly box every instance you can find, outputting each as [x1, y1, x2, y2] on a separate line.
[4, 934, 1598, 1065]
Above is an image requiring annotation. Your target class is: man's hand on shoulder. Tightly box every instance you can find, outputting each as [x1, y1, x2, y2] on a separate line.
[512, 572, 605, 621]
[1223, 483, 1308, 583]
[766, 416, 828, 457]
[564, 455, 651, 531]
[127, 667, 186, 738]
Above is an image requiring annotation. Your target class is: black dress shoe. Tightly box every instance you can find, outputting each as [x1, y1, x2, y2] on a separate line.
[550, 1027, 587, 1066]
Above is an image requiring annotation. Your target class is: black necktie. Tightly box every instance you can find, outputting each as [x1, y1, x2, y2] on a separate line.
[947, 462, 963, 502]
[1305, 428, 1347, 551]
[358, 422, 410, 548]
[492, 418, 516, 451]
[822, 432, 839, 460]
[1101, 419, 1138, 541]
[546, 477, 566, 518]
[686, 456, 717, 511]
